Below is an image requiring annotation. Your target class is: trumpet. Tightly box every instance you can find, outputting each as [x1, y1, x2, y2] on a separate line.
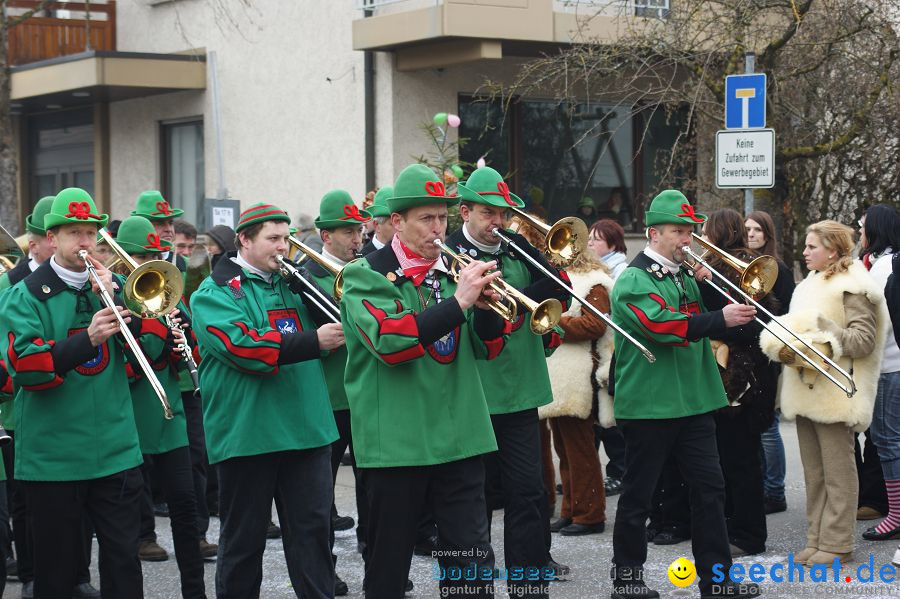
[681, 233, 856, 397]
[79, 249, 174, 419]
[508, 208, 588, 268]
[166, 315, 200, 397]
[433, 239, 563, 335]
[490, 228, 656, 363]
[275, 255, 342, 324]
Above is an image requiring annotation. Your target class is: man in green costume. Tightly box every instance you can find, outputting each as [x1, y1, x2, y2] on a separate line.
[341, 163, 507, 598]
[190, 202, 344, 598]
[0, 188, 144, 597]
[116, 215, 206, 597]
[447, 166, 572, 598]
[0, 196, 54, 292]
[307, 188, 371, 596]
[608, 190, 759, 599]
[131, 190, 186, 274]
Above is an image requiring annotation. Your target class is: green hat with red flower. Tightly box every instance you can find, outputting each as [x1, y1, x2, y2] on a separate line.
[645, 189, 707, 226]
[44, 187, 109, 230]
[235, 203, 291, 233]
[457, 167, 525, 209]
[368, 186, 393, 218]
[314, 190, 372, 230]
[387, 164, 460, 213]
[131, 190, 184, 221]
[116, 216, 172, 255]
[26, 196, 56, 235]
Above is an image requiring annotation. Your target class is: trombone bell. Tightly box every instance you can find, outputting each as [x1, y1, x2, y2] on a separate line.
[509, 208, 588, 268]
[691, 234, 778, 300]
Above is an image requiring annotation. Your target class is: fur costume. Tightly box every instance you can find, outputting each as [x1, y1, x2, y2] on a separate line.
[541, 268, 615, 424]
[759, 262, 887, 432]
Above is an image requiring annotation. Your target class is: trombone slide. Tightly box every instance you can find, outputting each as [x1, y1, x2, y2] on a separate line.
[275, 255, 342, 324]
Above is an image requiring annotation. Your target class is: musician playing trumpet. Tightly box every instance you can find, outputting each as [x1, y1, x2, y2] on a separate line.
[340, 164, 507, 598]
[190, 203, 343, 599]
[114, 215, 206, 598]
[0, 188, 145, 598]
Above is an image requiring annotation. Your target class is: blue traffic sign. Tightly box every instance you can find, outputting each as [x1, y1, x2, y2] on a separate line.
[725, 74, 766, 129]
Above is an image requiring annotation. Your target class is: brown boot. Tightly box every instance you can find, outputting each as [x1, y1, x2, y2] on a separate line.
[794, 547, 817, 565]
[199, 538, 218, 559]
[857, 506, 883, 520]
[138, 540, 169, 562]
[807, 550, 852, 566]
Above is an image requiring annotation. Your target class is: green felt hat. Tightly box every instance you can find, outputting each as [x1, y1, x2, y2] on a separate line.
[579, 196, 595, 209]
[315, 190, 372, 230]
[44, 188, 109, 230]
[131, 190, 184, 221]
[368, 186, 393, 218]
[457, 167, 524, 209]
[115, 216, 172, 255]
[235, 203, 291, 233]
[387, 164, 459, 213]
[26, 196, 56, 235]
[645, 189, 707, 226]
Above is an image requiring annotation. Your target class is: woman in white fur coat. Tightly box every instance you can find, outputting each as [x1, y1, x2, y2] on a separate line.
[760, 220, 887, 567]
[540, 250, 615, 536]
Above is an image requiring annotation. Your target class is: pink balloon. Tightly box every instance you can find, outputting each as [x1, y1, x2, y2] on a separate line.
[447, 114, 461, 128]
[476, 157, 486, 169]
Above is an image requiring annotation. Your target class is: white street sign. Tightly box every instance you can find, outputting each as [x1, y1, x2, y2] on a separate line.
[715, 129, 775, 188]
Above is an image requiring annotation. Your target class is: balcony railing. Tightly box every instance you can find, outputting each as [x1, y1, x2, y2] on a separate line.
[355, 0, 668, 18]
[8, 1, 116, 67]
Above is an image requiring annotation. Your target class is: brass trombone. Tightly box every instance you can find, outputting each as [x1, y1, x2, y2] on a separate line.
[0, 224, 24, 275]
[274, 255, 341, 324]
[79, 243, 176, 420]
[681, 233, 856, 397]
[433, 239, 563, 335]
[490, 228, 657, 363]
[508, 208, 588, 268]
[287, 236, 349, 300]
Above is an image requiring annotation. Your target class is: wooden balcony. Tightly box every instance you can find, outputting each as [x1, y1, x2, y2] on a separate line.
[8, 1, 116, 67]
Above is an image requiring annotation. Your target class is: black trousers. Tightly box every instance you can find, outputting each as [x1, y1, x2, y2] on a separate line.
[183, 390, 211, 535]
[5, 431, 92, 586]
[483, 409, 549, 599]
[0, 481, 8, 597]
[647, 454, 691, 538]
[856, 430, 888, 513]
[25, 467, 143, 599]
[363, 457, 495, 599]
[613, 414, 730, 594]
[216, 447, 334, 599]
[594, 425, 627, 480]
[715, 411, 767, 554]
[139, 447, 205, 598]
[330, 409, 368, 558]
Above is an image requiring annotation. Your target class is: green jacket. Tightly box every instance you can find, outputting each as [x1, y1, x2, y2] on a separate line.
[445, 228, 567, 415]
[0, 258, 37, 430]
[610, 252, 728, 419]
[0, 262, 143, 481]
[306, 261, 350, 411]
[340, 245, 506, 468]
[190, 253, 338, 464]
[128, 309, 189, 455]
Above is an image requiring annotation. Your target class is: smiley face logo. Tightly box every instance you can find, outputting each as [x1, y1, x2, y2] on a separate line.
[667, 557, 696, 587]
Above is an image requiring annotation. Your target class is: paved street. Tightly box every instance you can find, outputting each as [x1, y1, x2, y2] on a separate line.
[8, 420, 900, 598]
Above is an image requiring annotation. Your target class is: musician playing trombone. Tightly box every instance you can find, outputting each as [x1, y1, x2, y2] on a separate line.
[446, 166, 572, 597]
[340, 164, 507, 598]
[114, 215, 206, 598]
[190, 203, 344, 599]
[608, 190, 759, 599]
[307, 189, 373, 596]
[0, 188, 145, 598]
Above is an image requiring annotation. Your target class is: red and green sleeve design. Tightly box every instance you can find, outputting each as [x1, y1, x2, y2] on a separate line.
[616, 275, 696, 346]
[191, 287, 285, 375]
[4, 329, 63, 392]
[0, 358, 12, 395]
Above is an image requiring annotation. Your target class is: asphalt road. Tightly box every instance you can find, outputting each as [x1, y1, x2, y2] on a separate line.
[6, 419, 900, 598]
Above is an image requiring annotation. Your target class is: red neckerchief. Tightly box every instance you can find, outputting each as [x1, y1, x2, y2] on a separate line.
[863, 253, 873, 271]
[391, 235, 437, 286]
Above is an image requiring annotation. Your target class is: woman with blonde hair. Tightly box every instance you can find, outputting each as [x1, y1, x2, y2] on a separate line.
[540, 247, 614, 536]
[761, 220, 887, 566]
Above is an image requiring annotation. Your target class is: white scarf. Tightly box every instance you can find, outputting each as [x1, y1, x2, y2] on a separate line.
[50, 256, 89, 289]
[463, 223, 501, 254]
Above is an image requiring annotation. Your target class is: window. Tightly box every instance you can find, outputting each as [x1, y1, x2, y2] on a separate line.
[459, 96, 689, 232]
[161, 119, 204, 227]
